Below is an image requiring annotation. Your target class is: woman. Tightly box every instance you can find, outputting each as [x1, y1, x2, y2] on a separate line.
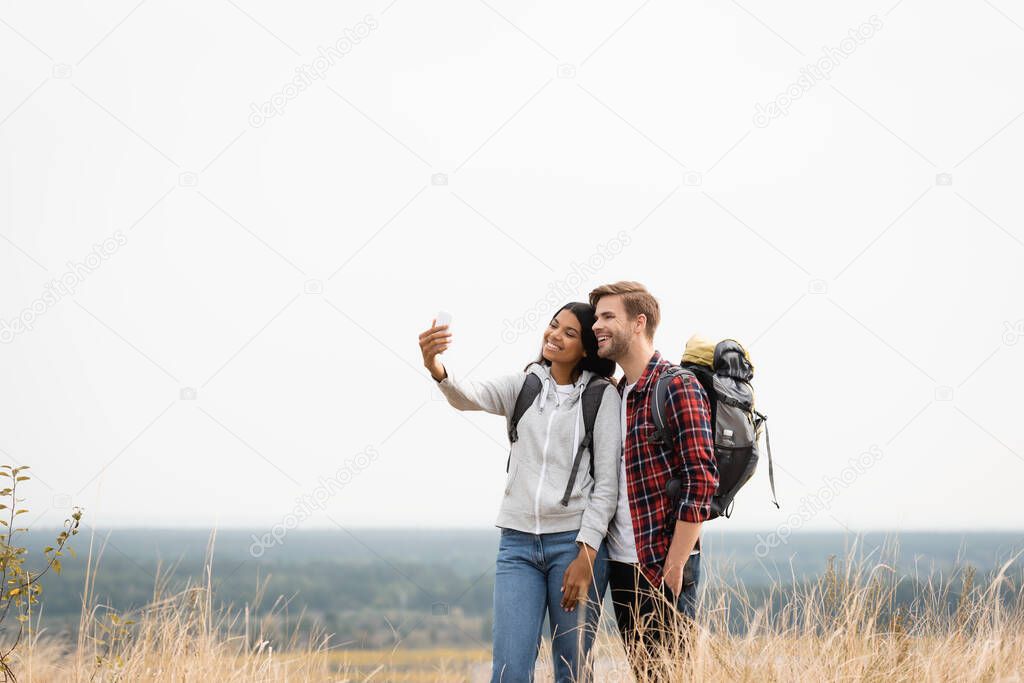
[418, 303, 620, 683]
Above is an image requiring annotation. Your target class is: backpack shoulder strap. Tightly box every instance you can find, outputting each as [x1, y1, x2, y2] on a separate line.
[650, 366, 693, 448]
[559, 378, 608, 506]
[509, 373, 542, 443]
[650, 365, 699, 540]
[580, 379, 607, 446]
[506, 373, 542, 472]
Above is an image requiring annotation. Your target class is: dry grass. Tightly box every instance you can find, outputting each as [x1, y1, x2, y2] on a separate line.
[7, 537, 1023, 682]
[578, 548, 1024, 683]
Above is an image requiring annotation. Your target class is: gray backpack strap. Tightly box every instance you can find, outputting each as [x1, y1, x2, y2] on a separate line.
[754, 409, 780, 509]
[649, 366, 695, 531]
[559, 379, 608, 506]
[506, 373, 542, 473]
[650, 366, 692, 448]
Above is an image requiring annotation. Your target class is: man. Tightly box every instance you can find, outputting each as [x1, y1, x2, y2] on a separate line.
[589, 281, 718, 679]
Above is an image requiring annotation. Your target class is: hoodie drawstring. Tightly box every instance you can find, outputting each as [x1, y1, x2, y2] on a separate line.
[538, 374, 550, 413]
[546, 373, 582, 454]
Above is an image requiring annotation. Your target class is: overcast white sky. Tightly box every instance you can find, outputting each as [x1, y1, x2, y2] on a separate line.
[1, 0, 1022, 536]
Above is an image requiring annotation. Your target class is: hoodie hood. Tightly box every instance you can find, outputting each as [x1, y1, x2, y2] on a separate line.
[525, 362, 597, 413]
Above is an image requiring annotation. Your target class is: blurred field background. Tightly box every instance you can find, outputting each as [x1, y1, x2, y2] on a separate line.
[5, 529, 1022, 681]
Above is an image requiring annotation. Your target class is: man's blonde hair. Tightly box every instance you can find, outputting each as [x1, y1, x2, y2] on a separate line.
[588, 281, 660, 341]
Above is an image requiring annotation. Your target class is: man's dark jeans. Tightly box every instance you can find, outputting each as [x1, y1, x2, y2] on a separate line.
[608, 553, 701, 681]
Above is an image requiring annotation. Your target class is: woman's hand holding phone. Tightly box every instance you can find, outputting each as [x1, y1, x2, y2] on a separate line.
[418, 317, 452, 382]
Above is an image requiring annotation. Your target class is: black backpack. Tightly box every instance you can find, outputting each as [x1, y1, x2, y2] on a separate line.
[651, 339, 778, 520]
[506, 374, 609, 507]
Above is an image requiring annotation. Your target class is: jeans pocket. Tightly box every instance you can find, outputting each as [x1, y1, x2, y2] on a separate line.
[497, 528, 527, 560]
[682, 553, 700, 589]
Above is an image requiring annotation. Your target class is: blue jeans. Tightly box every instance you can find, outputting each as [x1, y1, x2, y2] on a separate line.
[491, 528, 609, 683]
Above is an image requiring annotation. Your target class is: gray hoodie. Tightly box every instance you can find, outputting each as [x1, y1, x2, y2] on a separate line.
[437, 362, 621, 550]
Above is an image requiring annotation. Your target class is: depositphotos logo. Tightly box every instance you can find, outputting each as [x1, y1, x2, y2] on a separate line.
[1, 231, 128, 344]
[500, 231, 631, 344]
[248, 446, 380, 557]
[248, 16, 378, 127]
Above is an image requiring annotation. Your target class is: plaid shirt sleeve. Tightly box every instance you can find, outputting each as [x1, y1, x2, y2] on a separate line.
[665, 372, 718, 523]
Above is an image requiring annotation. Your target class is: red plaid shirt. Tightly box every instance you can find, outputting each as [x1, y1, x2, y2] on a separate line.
[620, 351, 718, 587]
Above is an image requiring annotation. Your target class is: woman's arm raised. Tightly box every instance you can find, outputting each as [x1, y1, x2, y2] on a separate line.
[418, 321, 520, 416]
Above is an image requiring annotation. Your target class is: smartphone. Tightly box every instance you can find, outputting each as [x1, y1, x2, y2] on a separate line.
[435, 311, 452, 328]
